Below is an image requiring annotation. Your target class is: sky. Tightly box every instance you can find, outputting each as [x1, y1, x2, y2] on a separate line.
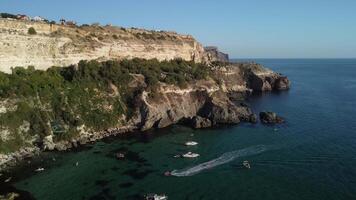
[1, 0, 356, 58]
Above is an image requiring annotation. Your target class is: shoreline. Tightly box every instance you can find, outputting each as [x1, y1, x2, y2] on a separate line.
[0, 125, 135, 172]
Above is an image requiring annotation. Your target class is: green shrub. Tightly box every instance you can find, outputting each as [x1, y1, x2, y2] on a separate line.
[28, 27, 37, 35]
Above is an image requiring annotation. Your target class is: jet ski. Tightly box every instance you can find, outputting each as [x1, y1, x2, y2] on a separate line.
[185, 141, 198, 146]
[243, 160, 251, 169]
[145, 193, 168, 200]
[182, 152, 200, 158]
[35, 167, 45, 172]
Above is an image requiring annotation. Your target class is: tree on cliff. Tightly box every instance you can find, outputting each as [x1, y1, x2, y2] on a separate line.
[28, 27, 37, 35]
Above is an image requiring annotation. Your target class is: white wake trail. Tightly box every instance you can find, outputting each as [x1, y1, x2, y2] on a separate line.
[170, 145, 270, 177]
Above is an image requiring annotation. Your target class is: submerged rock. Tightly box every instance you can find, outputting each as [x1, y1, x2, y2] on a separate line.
[259, 112, 284, 124]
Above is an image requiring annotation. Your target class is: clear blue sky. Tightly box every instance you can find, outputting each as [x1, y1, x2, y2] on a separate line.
[1, 0, 356, 58]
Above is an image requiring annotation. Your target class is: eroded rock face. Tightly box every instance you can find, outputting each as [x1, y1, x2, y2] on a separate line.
[137, 82, 214, 131]
[240, 63, 290, 92]
[0, 19, 229, 73]
[187, 116, 212, 129]
[259, 112, 284, 124]
[199, 91, 252, 125]
[0, 19, 205, 73]
[275, 76, 290, 90]
[204, 46, 229, 62]
[42, 135, 55, 150]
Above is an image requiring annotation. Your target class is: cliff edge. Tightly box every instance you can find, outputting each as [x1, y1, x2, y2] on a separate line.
[0, 18, 227, 73]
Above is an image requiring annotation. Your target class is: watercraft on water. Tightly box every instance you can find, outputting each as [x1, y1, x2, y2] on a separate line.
[144, 193, 168, 200]
[4, 177, 11, 183]
[35, 167, 45, 172]
[243, 160, 251, 169]
[116, 152, 125, 159]
[164, 171, 171, 176]
[182, 152, 200, 158]
[185, 141, 198, 146]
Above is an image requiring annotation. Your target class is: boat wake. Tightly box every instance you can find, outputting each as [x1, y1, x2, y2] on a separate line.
[170, 145, 270, 177]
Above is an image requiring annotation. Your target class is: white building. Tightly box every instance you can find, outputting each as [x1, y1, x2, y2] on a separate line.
[32, 16, 45, 22]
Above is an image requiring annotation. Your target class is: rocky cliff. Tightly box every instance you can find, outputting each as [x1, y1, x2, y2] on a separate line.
[204, 46, 229, 62]
[0, 18, 227, 73]
[0, 18, 290, 170]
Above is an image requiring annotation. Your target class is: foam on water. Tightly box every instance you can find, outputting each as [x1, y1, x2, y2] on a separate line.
[171, 145, 270, 177]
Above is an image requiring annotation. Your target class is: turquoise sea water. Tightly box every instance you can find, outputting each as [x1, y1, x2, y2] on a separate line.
[1, 59, 356, 200]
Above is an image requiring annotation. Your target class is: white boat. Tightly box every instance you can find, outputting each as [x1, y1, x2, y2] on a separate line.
[185, 141, 198, 146]
[182, 152, 200, 158]
[35, 167, 45, 172]
[145, 193, 168, 200]
[4, 177, 12, 183]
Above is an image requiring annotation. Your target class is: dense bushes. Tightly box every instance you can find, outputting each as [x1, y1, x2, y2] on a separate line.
[0, 58, 210, 147]
[28, 27, 37, 35]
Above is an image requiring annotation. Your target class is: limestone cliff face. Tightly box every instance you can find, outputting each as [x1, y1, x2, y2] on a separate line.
[134, 63, 286, 131]
[0, 19, 214, 73]
[204, 46, 229, 62]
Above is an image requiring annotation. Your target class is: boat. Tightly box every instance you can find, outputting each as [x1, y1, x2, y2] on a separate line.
[185, 141, 198, 146]
[35, 167, 45, 172]
[242, 160, 251, 169]
[164, 171, 171, 176]
[144, 193, 168, 200]
[4, 177, 11, 183]
[182, 152, 200, 158]
[116, 152, 125, 159]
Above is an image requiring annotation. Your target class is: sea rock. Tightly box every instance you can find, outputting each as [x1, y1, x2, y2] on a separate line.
[189, 116, 212, 129]
[259, 111, 284, 124]
[275, 76, 290, 90]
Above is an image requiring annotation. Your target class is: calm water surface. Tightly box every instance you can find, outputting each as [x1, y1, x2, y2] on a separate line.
[1, 59, 356, 200]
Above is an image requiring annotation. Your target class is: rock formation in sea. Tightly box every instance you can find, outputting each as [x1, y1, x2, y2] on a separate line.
[259, 112, 285, 124]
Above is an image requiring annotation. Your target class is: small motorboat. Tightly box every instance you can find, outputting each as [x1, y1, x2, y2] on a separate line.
[182, 152, 200, 158]
[145, 193, 168, 200]
[243, 160, 251, 169]
[35, 167, 45, 172]
[75, 162, 79, 166]
[116, 152, 125, 159]
[4, 177, 12, 183]
[185, 141, 198, 146]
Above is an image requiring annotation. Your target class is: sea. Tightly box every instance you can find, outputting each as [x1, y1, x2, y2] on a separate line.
[1, 59, 356, 200]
